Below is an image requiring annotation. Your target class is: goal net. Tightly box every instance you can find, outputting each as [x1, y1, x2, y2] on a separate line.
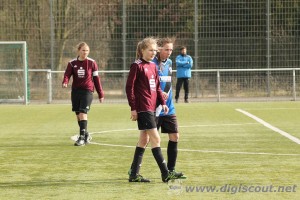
[0, 41, 29, 104]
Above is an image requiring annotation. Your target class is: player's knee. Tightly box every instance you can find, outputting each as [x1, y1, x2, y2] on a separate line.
[139, 138, 149, 147]
[149, 136, 161, 146]
[169, 133, 179, 142]
[78, 112, 88, 120]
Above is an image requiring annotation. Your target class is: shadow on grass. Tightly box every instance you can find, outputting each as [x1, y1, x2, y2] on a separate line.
[0, 178, 163, 187]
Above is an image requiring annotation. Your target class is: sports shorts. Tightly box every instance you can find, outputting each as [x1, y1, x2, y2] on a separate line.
[137, 111, 157, 130]
[156, 114, 178, 133]
[71, 89, 93, 114]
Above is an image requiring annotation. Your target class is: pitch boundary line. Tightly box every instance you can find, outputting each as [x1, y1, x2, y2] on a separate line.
[236, 109, 300, 145]
[89, 142, 299, 156]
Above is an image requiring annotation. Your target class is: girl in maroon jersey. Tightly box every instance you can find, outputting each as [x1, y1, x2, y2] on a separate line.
[62, 42, 104, 146]
[126, 37, 182, 182]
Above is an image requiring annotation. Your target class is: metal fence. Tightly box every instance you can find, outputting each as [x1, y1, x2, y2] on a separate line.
[0, 0, 300, 103]
[26, 68, 300, 104]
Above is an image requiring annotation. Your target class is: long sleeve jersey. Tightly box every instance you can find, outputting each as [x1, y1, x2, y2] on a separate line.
[62, 57, 104, 98]
[175, 54, 193, 78]
[153, 57, 175, 116]
[126, 58, 166, 112]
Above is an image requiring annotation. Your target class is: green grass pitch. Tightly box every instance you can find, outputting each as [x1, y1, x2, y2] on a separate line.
[0, 102, 299, 200]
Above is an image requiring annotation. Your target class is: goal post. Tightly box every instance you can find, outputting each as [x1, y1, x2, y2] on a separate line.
[0, 41, 29, 104]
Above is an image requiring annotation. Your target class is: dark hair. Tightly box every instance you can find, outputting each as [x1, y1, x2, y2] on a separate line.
[179, 46, 186, 50]
[157, 37, 175, 48]
[156, 37, 175, 62]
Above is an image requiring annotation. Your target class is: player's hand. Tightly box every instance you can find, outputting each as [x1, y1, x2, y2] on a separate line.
[99, 97, 104, 103]
[131, 110, 137, 121]
[62, 83, 68, 88]
[162, 92, 169, 100]
[162, 105, 169, 114]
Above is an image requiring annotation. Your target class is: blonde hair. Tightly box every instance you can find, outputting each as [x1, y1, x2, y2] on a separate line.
[75, 42, 89, 54]
[135, 41, 143, 60]
[135, 37, 157, 59]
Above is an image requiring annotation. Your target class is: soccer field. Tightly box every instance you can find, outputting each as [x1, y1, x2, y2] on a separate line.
[0, 102, 299, 200]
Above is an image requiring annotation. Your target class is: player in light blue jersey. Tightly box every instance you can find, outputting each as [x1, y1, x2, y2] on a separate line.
[153, 37, 186, 179]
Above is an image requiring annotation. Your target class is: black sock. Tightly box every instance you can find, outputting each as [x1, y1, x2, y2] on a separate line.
[78, 121, 89, 134]
[151, 147, 168, 176]
[130, 147, 145, 177]
[79, 120, 87, 136]
[167, 140, 178, 171]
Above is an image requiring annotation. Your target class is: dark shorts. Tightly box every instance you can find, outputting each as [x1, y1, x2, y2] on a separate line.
[71, 89, 93, 114]
[137, 111, 157, 130]
[156, 114, 178, 134]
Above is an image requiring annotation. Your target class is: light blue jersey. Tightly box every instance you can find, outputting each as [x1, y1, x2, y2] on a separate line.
[153, 57, 175, 116]
[175, 54, 193, 78]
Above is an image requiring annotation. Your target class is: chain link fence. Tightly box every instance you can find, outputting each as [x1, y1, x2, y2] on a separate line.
[0, 0, 299, 102]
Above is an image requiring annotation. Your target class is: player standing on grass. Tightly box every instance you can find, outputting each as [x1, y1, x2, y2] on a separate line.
[126, 37, 182, 183]
[175, 46, 193, 103]
[62, 42, 104, 146]
[153, 37, 186, 179]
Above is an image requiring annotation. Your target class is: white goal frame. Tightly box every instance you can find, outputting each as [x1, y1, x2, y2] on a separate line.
[0, 41, 29, 104]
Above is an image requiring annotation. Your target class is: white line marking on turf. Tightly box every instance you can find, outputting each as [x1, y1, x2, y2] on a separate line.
[242, 108, 300, 111]
[72, 122, 299, 156]
[90, 128, 137, 134]
[89, 123, 258, 135]
[89, 142, 299, 156]
[71, 123, 258, 141]
[236, 109, 300, 145]
[178, 123, 258, 128]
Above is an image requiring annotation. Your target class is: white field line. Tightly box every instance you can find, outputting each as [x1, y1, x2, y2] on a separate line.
[85, 122, 299, 156]
[243, 108, 300, 110]
[178, 123, 257, 128]
[236, 109, 300, 145]
[70, 122, 298, 156]
[90, 128, 137, 134]
[89, 123, 258, 135]
[89, 142, 299, 156]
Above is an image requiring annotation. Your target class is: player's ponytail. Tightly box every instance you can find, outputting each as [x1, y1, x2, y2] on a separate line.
[135, 41, 142, 60]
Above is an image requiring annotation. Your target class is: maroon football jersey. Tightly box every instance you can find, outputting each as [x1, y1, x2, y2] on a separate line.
[126, 59, 166, 112]
[62, 57, 104, 98]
